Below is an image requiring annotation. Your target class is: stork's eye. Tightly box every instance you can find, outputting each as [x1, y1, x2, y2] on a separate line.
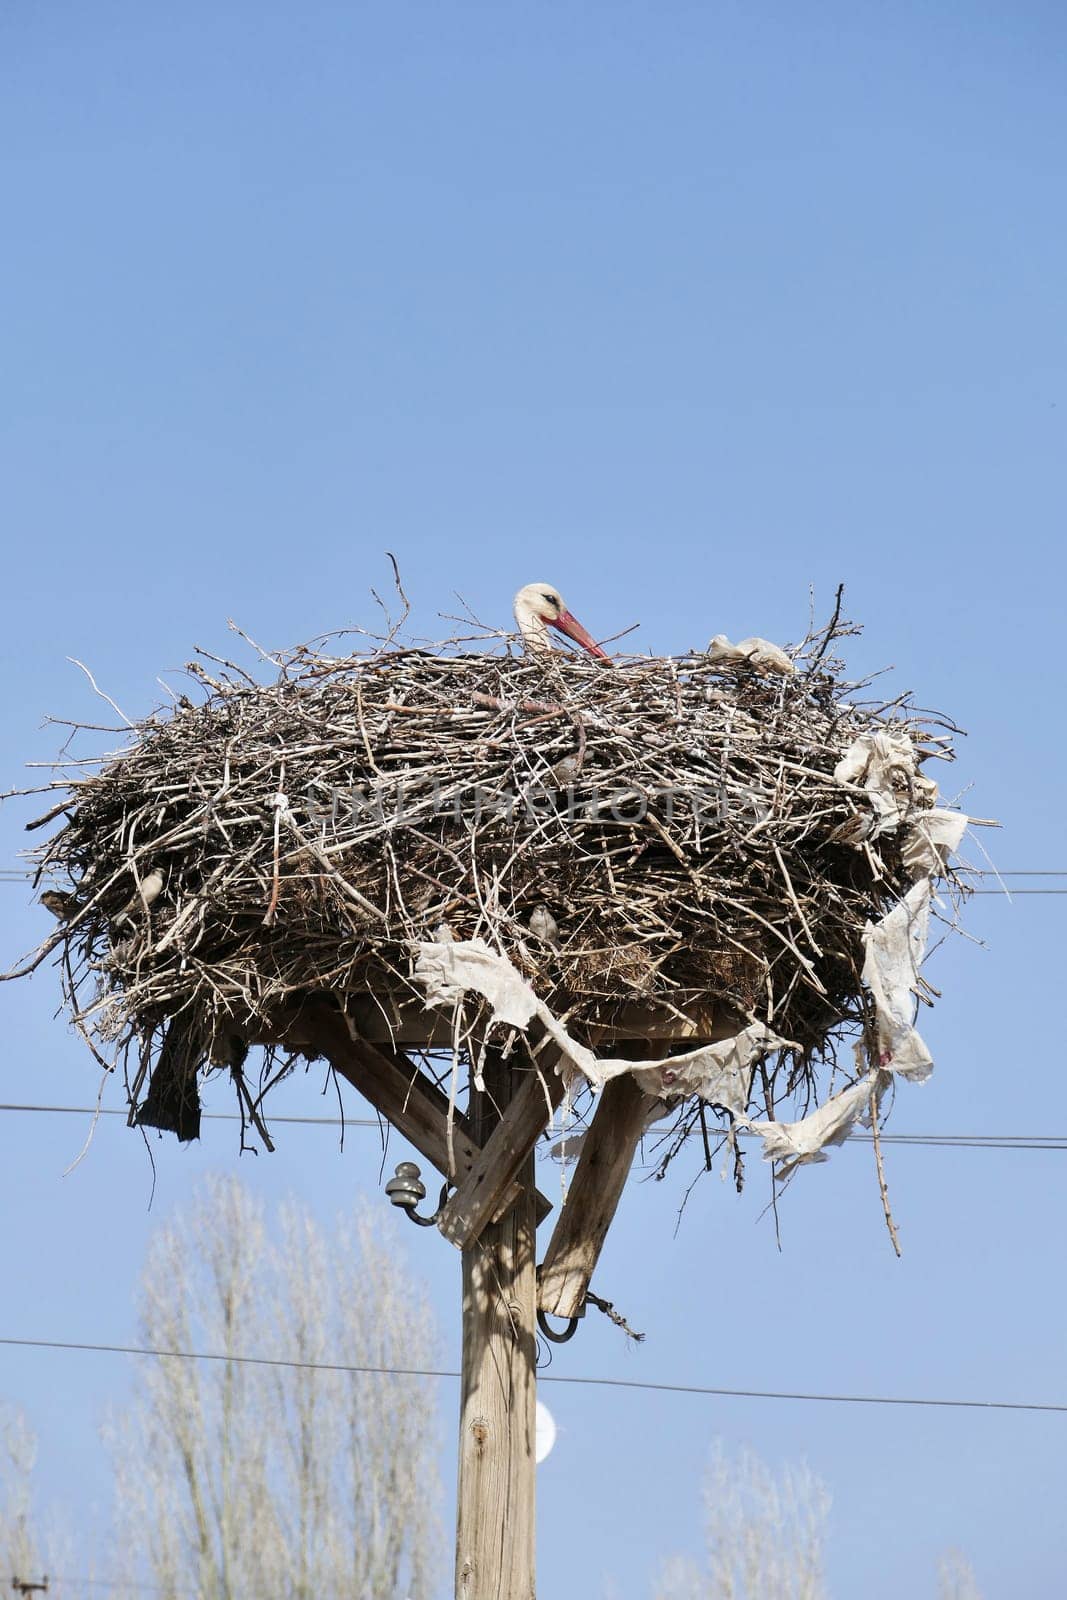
[541, 591, 560, 608]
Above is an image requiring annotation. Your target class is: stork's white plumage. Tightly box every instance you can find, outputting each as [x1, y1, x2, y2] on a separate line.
[513, 583, 608, 660]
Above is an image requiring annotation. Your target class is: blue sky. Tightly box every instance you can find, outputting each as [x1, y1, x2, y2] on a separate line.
[1, 1, 1065, 1594]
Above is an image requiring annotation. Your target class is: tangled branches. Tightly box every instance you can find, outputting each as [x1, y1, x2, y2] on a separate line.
[8, 602, 968, 1156]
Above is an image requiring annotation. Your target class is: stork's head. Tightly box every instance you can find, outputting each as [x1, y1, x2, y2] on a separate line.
[512, 582, 608, 660]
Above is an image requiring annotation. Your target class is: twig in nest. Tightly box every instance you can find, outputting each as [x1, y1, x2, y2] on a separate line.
[67, 658, 135, 728]
[805, 582, 846, 675]
[471, 690, 565, 717]
[263, 765, 286, 927]
[385, 551, 411, 625]
[699, 1101, 713, 1172]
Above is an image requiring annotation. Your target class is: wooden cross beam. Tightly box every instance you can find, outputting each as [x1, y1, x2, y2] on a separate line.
[273, 998, 552, 1223]
[536, 1071, 657, 1320]
[437, 1042, 566, 1250]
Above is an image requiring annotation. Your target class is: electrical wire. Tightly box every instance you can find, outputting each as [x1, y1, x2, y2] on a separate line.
[0, 1335, 1061, 1415]
[0, 1103, 379, 1128]
[0, 1103, 1063, 1151]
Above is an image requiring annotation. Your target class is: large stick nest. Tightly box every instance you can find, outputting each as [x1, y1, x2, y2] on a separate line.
[12, 602, 968, 1159]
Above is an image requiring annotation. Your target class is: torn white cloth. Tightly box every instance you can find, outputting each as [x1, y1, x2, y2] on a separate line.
[707, 634, 795, 676]
[901, 807, 969, 880]
[629, 1022, 790, 1112]
[861, 880, 934, 1082]
[414, 938, 787, 1109]
[416, 936, 540, 1031]
[833, 729, 916, 791]
[742, 1071, 885, 1174]
[833, 730, 938, 836]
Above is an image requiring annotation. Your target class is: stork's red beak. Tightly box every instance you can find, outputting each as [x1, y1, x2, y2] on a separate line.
[550, 609, 609, 660]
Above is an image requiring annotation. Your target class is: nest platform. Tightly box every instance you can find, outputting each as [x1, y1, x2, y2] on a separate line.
[11, 607, 974, 1274]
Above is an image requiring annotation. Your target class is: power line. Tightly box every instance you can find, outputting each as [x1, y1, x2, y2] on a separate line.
[0, 1103, 379, 1129]
[864, 1138, 1066, 1150]
[0, 1335, 1061, 1416]
[848, 1133, 1067, 1150]
[1, 1103, 1063, 1151]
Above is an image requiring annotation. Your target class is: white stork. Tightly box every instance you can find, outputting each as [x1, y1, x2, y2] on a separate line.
[512, 583, 608, 660]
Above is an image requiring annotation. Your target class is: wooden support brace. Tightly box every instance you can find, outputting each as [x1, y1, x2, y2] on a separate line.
[437, 1047, 566, 1251]
[275, 999, 552, 1223]
[536, 1071, 656, 1320]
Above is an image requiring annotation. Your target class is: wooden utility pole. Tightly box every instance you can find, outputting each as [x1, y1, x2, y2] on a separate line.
[455, 1048, 538, 1600]
[284, 997, 704, 1596]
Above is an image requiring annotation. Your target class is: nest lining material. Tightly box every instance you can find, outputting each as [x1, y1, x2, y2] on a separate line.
[15, 608, 973, 1172]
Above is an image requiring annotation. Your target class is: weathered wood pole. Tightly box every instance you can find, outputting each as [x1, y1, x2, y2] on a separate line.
[455, 1048, 538, 1600]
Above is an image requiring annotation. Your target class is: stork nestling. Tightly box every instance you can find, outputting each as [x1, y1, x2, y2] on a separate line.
[512, 583, 608, 660]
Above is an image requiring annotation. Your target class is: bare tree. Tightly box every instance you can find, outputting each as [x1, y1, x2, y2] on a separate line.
[653, 1443, 989, 1600]
[108, 1173, 442, 1600]
[938, 1549, 984, 1600]
[0, 1405, 44, 1593]
[0, 1405, 80, 1597]
[652, 1441, 831, 1600]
